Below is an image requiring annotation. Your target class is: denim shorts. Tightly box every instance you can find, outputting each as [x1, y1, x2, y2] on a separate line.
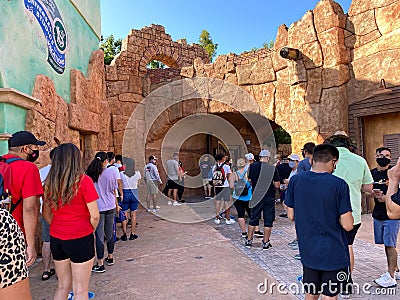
[122, 189, 139, 212]
[41, 217, 50, 243]
[374, 219, 400, 247]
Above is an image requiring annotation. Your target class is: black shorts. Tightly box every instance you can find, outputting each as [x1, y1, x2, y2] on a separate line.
[249, 196, 275, 227]
[50, 233, 95, 263]
[345, 223, 361, 245]
[303, 266, 353, 297]
[167, 179, 179, 190]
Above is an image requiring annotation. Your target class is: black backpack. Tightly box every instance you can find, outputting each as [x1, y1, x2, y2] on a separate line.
[212, 163, 226, 187]
[234, 170, 249, 197]
[0, 156, 24, 213]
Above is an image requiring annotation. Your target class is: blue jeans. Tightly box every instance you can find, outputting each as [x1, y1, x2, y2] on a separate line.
[95, 209, 115, 260]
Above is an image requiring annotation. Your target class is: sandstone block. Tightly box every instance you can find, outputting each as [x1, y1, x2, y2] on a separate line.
[301, 41, 323, 69]
[68, 103, 100, 133]
[318, 85, 348, 132]
[290, 83, 307, 110]
[322, 64, 350, 88]
[253, 83, 275, 121]
[274, 82, 290, 128]
[376, 1, 400, 35]
[180, 66, 194, 78]
[98, 100, 111, 150]
[112, 114, 130, 132]
[129, 75, 143, 94]
[236, 58, 276, 85]
[272, 25, 289, 72]
[54, 95, 69, 144]
[288, 11, 317, 46]
[305, 67, 322, 103]
[348, 0, 397, 17]
[288, 60, 307, 85]
[31, 75, 57, 122]
[347, 9, 377, 36]
[193, 57, 205, 76]
[25, 109, 55, 147]
[358, 30, 382, 47]
[119, 93, 143, 102]
[313, 0, 346, 33]
[318, 27, 350, 67]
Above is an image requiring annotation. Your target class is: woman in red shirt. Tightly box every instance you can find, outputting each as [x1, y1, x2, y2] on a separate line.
[43, 143, 100, 300]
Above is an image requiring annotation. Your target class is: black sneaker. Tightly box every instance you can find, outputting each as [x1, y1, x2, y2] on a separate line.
[241, 232, 247, 238]
[279, 213, 288, 218]
[129, 234, 139, 240]
[120, 234, 127, 241]
[104, 257, 114, 266]
[245, 239, 252, 248]
[92, 264, 105, 273]
[262, 240, 272, 250]
[254, 230, 264, 238]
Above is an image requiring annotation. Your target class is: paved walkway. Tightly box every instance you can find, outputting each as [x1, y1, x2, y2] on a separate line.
[30, 196, 399, 299]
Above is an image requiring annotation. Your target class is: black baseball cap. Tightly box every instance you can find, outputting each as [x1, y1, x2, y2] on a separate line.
[8, 131, 46, 147]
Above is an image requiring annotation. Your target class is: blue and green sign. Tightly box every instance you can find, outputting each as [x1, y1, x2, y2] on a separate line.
[24, 0, 68, 74]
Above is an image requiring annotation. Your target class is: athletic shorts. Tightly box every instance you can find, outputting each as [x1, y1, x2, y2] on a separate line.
[50, 233, 95, 263]
[202, 179, 211, 187]
[215, 187, 231, 201]
[41, 217, 50, 243]
[374, 219, 400, 247]
[146, 180, 159, 195]
[167, 179, 179, 190]
[303, 266, 353, 297]
[344, 223, 361, 245]
[249, 196, 275, 227]
[122, 189, 139, 212]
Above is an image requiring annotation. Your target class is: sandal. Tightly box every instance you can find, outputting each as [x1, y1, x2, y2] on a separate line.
[41, 268, 55, 281]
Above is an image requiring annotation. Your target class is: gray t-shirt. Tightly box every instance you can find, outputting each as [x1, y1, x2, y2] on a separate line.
[166, 159, 179, 180]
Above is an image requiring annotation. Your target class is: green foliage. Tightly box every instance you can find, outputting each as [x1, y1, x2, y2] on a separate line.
[100, 35, 122, 65]
[263, 40, 275, 49]
[274, 127, 291, 144]
[147, 60, 166, 69]
[198, 29, 218, 62]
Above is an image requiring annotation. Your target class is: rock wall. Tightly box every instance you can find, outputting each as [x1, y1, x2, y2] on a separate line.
[346, 0, 400, 103]
[105, 24, 209, 154]
[25, 50, 108, 167]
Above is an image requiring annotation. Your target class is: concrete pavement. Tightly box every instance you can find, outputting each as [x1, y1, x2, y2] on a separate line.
[29, 196, 399, 299]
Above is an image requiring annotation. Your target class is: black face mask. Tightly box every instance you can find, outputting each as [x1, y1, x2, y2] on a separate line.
[376, 157, 390, 167]
[301, 150, 306, 159]
[27, 149, 40, 162]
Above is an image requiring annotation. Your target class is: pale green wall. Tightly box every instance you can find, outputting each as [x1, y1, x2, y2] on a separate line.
[0, 0, 100, 103]
[0, 103, 27, 155]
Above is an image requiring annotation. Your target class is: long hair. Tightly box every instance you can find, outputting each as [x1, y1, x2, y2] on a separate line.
[86, 151, 107, 183]
[44, 143, 84, 209]
[123, 157, 135, 177]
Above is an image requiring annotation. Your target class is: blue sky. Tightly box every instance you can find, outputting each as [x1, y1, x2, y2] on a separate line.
[100, 0, 352, 57]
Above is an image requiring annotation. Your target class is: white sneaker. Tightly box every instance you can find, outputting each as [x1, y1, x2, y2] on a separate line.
[214, 218, 221, 225]
[172, 201, 182, 206]
[167, 201, 172, 205]
[152, 208, 160, 213]
[225, 218, 236, 225]
[395, 271, 400, 280]
[374, 272, 397, 288]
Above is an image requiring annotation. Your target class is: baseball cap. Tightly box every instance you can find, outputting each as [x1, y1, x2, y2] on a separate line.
[288, 154, 301, 161]
[245, 153, 254, 161]
[148, 155, 157, 161]
[8, 131, 46, 147]
[259, 149, 271, 157]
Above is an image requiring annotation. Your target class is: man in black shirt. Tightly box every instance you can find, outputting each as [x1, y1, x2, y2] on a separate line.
[370, 147, 400, 287]
[245, 150, 280, 250]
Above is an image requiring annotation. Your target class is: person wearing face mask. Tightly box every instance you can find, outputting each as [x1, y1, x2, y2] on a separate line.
[324, 132, 373, 294]
[2, 131, 46, 268]
[285, 144, 354, 299]
[370, 147, 400, 288]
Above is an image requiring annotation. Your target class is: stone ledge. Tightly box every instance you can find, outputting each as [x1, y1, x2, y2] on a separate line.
[0, 88, 41, 109]
[0, 133, 12, 141]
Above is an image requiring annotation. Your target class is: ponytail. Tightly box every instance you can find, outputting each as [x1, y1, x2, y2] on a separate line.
[86, 151, 107, 183]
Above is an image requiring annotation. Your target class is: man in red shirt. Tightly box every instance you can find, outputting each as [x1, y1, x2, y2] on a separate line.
[3, 131, 46, 266]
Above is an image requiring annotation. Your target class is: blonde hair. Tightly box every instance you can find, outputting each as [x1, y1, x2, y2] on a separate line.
[237, 158, 246, 168]
[44, 143, 83, 209]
